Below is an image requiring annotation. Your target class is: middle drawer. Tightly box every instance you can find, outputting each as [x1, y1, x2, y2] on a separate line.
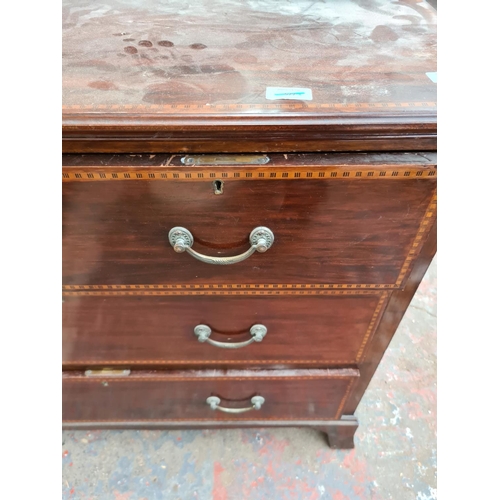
[62, 293, 386, 368]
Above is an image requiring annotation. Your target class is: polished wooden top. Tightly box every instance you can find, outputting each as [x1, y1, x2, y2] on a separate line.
[62, 0, 437, 152]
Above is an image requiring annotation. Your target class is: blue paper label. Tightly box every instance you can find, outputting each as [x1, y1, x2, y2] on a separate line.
[266, 87, 313, 100]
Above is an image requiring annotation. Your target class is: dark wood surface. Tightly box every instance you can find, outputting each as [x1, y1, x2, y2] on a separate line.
[344, 218, 436, 414]
[62, 417, 359, 450]
[62, 118, 437, 154]
[63, 152, 437, 168]
[62, 0, 437, 446]
[63, 176, 435, 287]
[62, 369, 358, 422]
[62, 294, 383, 367]
[316, 415, 359, 449]
[62, 0, 436, 152]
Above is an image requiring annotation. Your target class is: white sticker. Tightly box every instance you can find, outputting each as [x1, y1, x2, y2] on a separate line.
[426, 72, 437, 83]
[266, 87, 313, 100]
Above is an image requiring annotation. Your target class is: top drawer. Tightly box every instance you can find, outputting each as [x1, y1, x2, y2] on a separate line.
[63, 154, 436, 289]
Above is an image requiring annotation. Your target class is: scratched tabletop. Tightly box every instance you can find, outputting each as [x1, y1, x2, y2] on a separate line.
[62, 0, 437, 115]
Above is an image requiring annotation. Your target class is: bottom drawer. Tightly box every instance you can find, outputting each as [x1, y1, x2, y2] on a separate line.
[62, 368, 358, 423]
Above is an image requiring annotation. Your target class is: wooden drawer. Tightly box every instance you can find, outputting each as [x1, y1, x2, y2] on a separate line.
[62, 369, 358, 423]
[62, 294, 387, 368]
[63, 156, 436, 289]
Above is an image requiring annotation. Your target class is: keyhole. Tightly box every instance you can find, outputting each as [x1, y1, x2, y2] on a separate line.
[213, 179, 224, 195]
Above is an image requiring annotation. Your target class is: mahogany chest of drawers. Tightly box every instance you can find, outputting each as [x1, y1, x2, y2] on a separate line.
[62, 0, 437, 448]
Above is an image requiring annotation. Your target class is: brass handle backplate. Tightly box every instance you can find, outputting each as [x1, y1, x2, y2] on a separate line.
[206, 395, 265, 413]
[168, 226, 274, 265]
[194, 324, 267, 349]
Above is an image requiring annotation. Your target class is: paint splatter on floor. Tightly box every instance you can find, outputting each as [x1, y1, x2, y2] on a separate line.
[62, 258, 436, 500]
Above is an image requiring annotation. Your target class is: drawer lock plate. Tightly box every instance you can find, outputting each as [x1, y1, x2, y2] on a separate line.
[181, 155, 269, 166]
[84, 368, 131, 377]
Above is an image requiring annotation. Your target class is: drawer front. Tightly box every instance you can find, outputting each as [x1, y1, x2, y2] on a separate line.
[62, 369, 358, 423]
[62, 294, 387, 367]
[62, 177, 436, 288]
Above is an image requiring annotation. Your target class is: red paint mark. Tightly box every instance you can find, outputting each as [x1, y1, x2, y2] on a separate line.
[407, 401, 425, 419]
[113, 492, 132, 500]
[342, 450, 355, 467]
[298, 485, 319, 500]
[258, 436, 289, 459]
[177, 437, 182, 441]
[342, 450, 368, 475]
[266, 460, 274, 476]
[69, 488, 75, 495]
[62, 450, 69, 457]
[213, 462, 227, 500]
[249, 476, 265, 489]
[353, 485, 365, 495]
[333, 491, 349, 500]
[411, 387, 437, 404]
[69, 462, 73, 467]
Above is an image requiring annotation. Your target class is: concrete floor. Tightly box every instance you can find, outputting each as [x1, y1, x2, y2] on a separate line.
[62, 257, 437, 500]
